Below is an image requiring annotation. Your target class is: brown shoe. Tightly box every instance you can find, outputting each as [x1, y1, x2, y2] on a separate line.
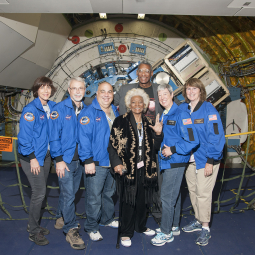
[54, 217, 64, 229]
[66, 228, 85, 250]
[54, 217, 81, 230]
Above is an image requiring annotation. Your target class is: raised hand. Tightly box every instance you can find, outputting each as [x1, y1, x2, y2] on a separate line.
[149, 113, 163, 135]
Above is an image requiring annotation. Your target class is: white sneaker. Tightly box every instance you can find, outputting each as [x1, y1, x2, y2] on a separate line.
[104, 220, 119, 228]
[143, 228, 156, 236]
[88, 231, 103, 241]
[155, 228, 161, 233]
[121, 238, 131, 247]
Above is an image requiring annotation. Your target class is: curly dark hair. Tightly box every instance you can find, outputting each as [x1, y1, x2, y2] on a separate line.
[32, 76, 57, 98]
[182, 78, 207, 103]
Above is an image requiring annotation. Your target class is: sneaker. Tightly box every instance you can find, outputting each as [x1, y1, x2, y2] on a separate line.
[27, 225, 50, 235]
[182, 220, 202, 233]
[143, 228, 156, 236]
[66, 228, 85, 250]
[172, 226, 180, 236]
[121, 237, 132, 247]
[196, 228, 211, 246]
[54, 217, 81, 230]
[156, 227, 180, 236]
[155, 228, 161, 233]
[151, 232, 174, 246]
[88, 231, 103, 241]
[29, 232, 49, 246]
[100, 220, 119, 228]
[54, 217, 64, 229]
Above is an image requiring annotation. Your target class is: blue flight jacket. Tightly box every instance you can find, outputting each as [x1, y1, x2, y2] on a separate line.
[78, 98, 119, 166]
[179, 101, 225, 169]
[49, 96, 86, 164]
[18, 97, 56, 166]
[159, 102, 199, 171]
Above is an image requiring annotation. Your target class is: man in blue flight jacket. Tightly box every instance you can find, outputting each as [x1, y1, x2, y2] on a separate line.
[49, 77, 86, 250]
[78, 82, 119, 242]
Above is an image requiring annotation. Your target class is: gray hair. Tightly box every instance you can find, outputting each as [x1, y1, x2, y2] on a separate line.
[125, 88, 150, 113]
[68, 77, 85, 88]
[157, 83, 173, 94]
[138, 60, 152, 72]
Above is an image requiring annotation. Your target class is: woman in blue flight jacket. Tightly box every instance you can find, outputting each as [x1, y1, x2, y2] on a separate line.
[18, 77, 56, 246]
[180, 78, 225, 246]
[151, 84, 199, 247]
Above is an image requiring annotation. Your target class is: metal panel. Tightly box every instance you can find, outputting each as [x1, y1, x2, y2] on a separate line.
[89, 0, 122, 13]
[0, 0, 93, 13]
[21, 14, 72, 70]
[0, 57, 49, 89]
[123, 0, 240, 16]
[0, 21, 33, 73]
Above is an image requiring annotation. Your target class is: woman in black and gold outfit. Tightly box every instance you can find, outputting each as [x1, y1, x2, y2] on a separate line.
[108, 88, 163, 247]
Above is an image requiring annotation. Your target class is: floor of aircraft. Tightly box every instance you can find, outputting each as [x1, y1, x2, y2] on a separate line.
[0, 166, 254, 255]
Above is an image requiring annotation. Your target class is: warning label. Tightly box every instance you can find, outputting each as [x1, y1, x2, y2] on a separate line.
[0, 137, 13, 152]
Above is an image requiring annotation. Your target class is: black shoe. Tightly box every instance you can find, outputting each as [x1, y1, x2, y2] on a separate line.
[27, 224, 50, 235]
[29, 232, 49, 246]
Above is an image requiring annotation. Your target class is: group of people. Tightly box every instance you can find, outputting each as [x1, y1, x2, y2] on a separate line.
[17, 61, 225, 250]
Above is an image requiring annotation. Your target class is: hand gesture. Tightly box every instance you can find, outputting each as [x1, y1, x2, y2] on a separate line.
[149, 113, 163, 135]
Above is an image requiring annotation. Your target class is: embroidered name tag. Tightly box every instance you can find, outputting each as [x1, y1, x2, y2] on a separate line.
[194, 118, 204, 124]
[209, 114, 217, 121]
[167, 120, 176, 126]
[182, 118, 192, 125]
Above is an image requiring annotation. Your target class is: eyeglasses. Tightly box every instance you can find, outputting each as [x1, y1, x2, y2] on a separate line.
[69, 87, 85, 91]
[138, 69, 151, 74]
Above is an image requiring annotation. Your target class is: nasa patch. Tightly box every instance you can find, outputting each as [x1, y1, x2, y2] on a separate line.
[24, 112, 35, 122]
[80, 116, 90, 125]
[40, 114, 45, 120]
[65, 115, 72, 120]
[50, 111, 59, 120]
[96, 117, 101, 122]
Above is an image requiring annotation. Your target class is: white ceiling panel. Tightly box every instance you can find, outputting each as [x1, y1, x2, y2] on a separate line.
[21, 14, 72, 70]
[0, 57, 49, 89]
[0, 0, 93, 13]
[0, 21, 33, 72]
[123, 0, 241, 16]
[228, 0, 255, 8]
[90, 0, 123, 13]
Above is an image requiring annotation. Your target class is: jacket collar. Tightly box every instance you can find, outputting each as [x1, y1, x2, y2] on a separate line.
[34, 97, 46, 112]
[188, 101, 204, 112]
[92, 97, 117, 114]
[65, 96, 84, 109]
[164, 102, 178, 116]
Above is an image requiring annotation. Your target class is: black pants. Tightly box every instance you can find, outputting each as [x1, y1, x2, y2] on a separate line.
[120, 174, 147, 238]
[20, 151, 51, 234]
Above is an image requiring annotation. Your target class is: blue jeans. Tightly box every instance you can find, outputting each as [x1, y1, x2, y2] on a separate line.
[56, 160, 83, 233]
[160, 166, 185, 234]
[84, 166, 115, 233]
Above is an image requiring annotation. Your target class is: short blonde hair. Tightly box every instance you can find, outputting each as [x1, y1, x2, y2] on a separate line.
[125, 88, 150, 113]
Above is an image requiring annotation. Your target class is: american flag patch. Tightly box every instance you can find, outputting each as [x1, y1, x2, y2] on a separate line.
[182, 118, 192, 125]
[209, 114, 217, 121]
